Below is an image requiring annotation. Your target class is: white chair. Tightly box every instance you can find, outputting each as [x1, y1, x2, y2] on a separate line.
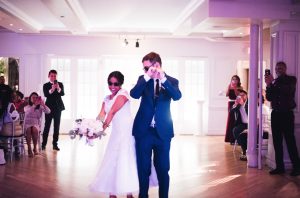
[0, 118, 25, 162]
[233, 129, 248, 152]
[0, 149, 5, 165]
[261, 114, 270, 155]
[22, 113, 43, 154]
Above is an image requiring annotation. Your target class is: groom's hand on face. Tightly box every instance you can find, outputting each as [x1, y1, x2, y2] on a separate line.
[146, 66, 157, 78]
[156, 68, 165, 80]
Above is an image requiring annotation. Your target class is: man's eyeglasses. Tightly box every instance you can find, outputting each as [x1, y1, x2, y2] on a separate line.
[108, 82, 120, 86]
[143, 62, 156, 72]
[144, 66, 150, 72]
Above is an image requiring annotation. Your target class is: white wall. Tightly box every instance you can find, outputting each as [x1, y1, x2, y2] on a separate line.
[0, 33, 249, 135]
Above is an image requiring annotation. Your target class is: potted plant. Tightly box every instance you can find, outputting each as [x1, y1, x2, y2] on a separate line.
[0, 59, 6, 76]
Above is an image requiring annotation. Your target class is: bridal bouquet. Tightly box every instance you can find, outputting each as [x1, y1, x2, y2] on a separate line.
[69, 118, 106, 146]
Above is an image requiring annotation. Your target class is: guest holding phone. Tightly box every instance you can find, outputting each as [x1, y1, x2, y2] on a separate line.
[225, 75, 243, 144]
[24, 92, 50, 157]
[42, 70, 65, 151]
[265, 61, 300, 176]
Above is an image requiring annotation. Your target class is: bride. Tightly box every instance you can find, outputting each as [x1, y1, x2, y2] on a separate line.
[89, 71, 139, 198]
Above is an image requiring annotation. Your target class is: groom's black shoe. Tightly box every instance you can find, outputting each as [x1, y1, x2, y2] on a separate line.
[290, 168, 300, 176]
[269, 168, 285, 175]
[53, 146, 60, 151]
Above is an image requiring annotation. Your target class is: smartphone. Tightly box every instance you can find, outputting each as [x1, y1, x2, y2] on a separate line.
[54, 80, 58, 84]
[265, 69, 271, 76]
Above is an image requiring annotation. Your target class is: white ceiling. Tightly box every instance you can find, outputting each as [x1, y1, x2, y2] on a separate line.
[0, 0, 299, 41]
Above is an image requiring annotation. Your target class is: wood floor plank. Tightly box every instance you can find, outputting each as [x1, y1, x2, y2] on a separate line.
[0, 135, 299, 198]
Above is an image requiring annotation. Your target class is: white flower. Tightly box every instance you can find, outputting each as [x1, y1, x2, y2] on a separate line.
[69, 118, 105, 146]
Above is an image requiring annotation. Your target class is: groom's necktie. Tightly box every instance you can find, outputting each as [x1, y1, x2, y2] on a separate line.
[155, 79, 160, 97]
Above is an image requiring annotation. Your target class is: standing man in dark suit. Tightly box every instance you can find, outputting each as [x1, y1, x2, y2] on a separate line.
[42, 70, 65, 151]
[231, 89, 248, 161]
[130, 52, 182, 198]
[0, 76, 13, 106]
[265, 61, 300, 176]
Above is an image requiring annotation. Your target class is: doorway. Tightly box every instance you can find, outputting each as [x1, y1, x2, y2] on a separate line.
[0, 57, 20, 90]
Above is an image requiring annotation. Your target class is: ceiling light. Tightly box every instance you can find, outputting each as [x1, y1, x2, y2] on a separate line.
[9, 23, 13, 26]
[18, 28, 23, 31]
[123, 38, 128, 47]
[135, 39, 140, 48]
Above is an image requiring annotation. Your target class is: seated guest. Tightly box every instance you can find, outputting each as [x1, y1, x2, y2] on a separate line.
[24, 92, 50, 157]
[0, 89, 18, 130]
[0, 85, 19, 160]
[12, 90, 28, 157]
[0, 76, 14, 124]
[12, 90, 28, 114]
[233, 92, 271, 161]
[231, 89, 248, 161]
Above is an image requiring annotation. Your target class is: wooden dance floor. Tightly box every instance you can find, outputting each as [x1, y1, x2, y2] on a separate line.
[0, 135, 300, 198]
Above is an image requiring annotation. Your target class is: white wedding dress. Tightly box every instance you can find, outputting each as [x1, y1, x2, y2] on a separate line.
[89, 89, 139, 195]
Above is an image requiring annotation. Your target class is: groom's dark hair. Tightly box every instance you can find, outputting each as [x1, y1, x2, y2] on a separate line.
[142, 52, 162, 66]
[107, 71, 124, 85]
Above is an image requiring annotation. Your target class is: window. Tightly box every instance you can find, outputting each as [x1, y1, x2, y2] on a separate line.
[102, 56, 141, 93]
[182, 59, 206, 133]
[185, 60, 205, 100]
[76, 59, 99, 118]
[48, 56, 207, 135]
[163, 59, 180, 121]
[50, 58, 71, 119]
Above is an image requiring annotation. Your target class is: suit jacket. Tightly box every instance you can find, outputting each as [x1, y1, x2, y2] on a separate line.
[0, 84, 13, 103]
[230, 100, 248, 127]
[130, 74, 182, 140]
[266, 74, 296, 111]
[43, 82, 65, 112]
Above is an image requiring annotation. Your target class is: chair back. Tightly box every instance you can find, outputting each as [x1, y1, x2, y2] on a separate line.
[0, 122, 14, 136]
[262, 114, 271, 131]
[19, 112, 25, 123]
[0, 121, 23, 137]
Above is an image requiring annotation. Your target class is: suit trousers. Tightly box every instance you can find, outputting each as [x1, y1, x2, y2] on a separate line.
[271, 110, 300, 170]
[135, 127, 171, 198]
[42, 110, 62, 147]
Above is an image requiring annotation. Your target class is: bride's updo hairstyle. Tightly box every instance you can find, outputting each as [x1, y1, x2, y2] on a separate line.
[107, 71, 124, 86]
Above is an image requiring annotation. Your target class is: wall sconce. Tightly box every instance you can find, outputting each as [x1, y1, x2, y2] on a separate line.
[135, 39, 140, 48]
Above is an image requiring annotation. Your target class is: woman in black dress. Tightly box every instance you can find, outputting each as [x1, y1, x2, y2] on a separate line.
[224, 75, 242, 143]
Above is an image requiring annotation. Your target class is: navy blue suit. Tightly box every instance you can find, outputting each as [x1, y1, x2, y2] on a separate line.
[130, 74, 181, 198]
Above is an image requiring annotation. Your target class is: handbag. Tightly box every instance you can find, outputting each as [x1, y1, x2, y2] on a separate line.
[0, 103, 19, 132]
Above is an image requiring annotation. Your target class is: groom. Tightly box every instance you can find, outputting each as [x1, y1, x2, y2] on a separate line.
[130, 52, 182, 198]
